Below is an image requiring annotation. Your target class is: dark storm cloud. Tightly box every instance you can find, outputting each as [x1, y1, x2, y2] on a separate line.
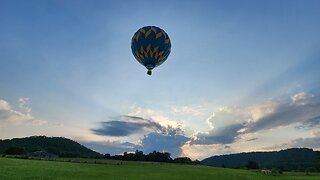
[90, 116, 187, 157]
[92, 120, 144, 136]
[140, 132, 190, 158]
[192, 123, 245, 144]
[81, 133, 190, 158]
[91, 115, 183, 137]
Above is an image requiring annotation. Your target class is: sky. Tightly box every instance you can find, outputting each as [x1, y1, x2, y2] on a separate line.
[1, 0, 320, 160]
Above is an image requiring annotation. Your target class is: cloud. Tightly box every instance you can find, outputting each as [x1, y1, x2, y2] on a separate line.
[80, 140, 137, 155]
[32, 119, 48, 126]
[90, 115, 188, 157]
[18, 97, 32, 113]
[246, 137, 258, 142]
[192, 123, 245, 144]
[81, 133, 190, 158]
[128, 106, 181, 128]
[262, 132, 320, 151]
[80, 132, 190, 158]
[171, 105, 207, 116]
[191, 92, 320, 145]
[140, 132, 190, 158]
[290, 137, 320, 149]
[91, 115, 183, 137]
[87, 92, 320, 157]
[207, 106, 252, 128]
[295, 116, 320, 129]
[245, 94, 320, 133]
[311, 130, 320, 137]
[290, 92, 308, 104]
[191, 106, 250, 145]
[206, 112, 215, 129]
[0, 98, 50, 127]
[92, 121, 145, 137]
[181, 143, 235, 160]
[0, 98, 33, 124]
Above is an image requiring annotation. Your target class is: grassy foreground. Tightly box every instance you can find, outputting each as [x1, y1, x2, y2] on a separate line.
[0, 157, 319, 180]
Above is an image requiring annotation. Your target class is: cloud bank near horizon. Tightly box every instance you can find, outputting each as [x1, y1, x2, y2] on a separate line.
[190, 93, 320, 146]
[2, 92, 320, 158]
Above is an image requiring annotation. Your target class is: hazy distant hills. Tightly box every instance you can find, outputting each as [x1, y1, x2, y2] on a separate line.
[0, 136, 101, 158]
[202, 148, 320, 171]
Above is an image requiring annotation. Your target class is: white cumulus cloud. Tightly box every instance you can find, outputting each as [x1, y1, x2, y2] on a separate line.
[0, 98, 33, 124]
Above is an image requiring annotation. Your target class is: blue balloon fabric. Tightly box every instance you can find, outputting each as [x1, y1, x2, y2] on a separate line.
[131, 26, 171, 75]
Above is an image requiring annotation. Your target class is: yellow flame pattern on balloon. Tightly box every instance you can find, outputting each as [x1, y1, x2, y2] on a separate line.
[134, 45, 165, 63]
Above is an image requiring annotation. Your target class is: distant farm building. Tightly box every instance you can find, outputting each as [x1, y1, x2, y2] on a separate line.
[28, 151, 57, 158]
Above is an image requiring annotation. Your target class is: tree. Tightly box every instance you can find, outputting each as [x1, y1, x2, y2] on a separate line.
[134, 150, 144, 161]
[4, 147, 25, 155]
[104, 153, 110, 159]
[246, 160, 259, 169]
[145, 151, 172, 162]
[173, 157, 192, 164]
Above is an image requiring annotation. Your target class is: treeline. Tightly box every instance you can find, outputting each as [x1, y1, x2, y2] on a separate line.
[202, 148, 320, 172]
[0, 136, 101, 158]
[104, 150, 200, 165]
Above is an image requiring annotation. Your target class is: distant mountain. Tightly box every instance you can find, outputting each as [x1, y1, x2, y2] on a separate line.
[0, 136, 101, 158]
[202, 148, 320, 171]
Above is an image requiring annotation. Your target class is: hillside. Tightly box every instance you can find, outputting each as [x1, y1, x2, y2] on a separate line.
[0, 136, 101, 158]
[202, 148, 320, 171]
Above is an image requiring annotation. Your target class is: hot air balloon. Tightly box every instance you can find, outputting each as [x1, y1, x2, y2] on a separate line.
[131, 26, 171, 75]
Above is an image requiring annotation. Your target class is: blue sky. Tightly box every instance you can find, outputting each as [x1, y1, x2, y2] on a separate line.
[1, 0, 320, 159]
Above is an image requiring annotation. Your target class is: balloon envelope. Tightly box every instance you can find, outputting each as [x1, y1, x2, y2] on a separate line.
[131, 26, 171, 75]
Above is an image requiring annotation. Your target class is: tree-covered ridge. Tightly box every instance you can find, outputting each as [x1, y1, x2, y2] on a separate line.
[202, 148, 320, 172]
[0, 136, 101, 158]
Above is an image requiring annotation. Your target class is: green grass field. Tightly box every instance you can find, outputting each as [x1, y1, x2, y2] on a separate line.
[0, 157, 319, 180]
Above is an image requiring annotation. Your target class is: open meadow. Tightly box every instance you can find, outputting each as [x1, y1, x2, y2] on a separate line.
[0, 157, 319, 180]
